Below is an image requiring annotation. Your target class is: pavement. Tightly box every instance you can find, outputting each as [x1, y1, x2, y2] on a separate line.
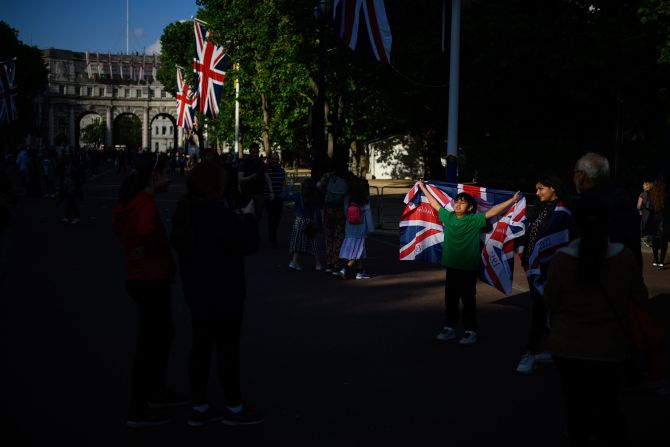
[0, 167, 668, 446]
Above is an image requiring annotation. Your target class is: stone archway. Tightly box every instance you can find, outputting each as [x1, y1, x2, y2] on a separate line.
[149, 112, 178, 153]
[113, 113, 142, 152]
[77, 111, 105, 149]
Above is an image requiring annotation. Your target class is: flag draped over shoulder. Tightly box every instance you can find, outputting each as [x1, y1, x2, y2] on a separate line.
[193, 19, 229, 118]
[333, 0, 392, 64]
[523, 202, 572, 295]
[0, 58, 18, 125]
[399, 181, 527, 295]
[176, 67, 196, 131]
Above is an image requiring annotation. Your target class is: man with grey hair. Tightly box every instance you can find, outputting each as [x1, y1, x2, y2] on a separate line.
[573, 152, 642, 264]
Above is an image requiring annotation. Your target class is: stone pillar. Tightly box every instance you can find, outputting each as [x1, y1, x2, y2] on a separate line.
[48, 105, 55, 146]
[69, 107, 75, 148]
[106, 108, 113, 147]
[142, 108, 149, 150]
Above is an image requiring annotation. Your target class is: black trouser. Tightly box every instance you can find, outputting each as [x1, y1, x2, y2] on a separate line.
[651, 236, 668, 264]
[188, 304, 244, 407]
[444, 267, 478, 331]
[126, 280, 174, 411]
[526, 283, 548, 354]
[553, 356, 628, 447]
[266, 197, 284, 244]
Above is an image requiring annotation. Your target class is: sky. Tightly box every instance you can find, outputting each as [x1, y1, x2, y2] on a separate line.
[1, 0, 200, 54]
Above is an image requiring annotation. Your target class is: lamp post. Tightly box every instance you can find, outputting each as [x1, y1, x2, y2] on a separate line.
[445, 0, 461, 182]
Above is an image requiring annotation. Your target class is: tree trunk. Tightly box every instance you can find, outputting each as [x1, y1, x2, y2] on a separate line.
[260, 91, 271, 155]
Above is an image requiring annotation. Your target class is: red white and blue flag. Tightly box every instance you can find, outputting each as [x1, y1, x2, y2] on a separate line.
[333, 0, 392, 64]
[0, 58, 18, 125]
[193, 19, 229, 118]
[523, 202, 572, 295]
[400, 181, 527, 295]
[176, 67, 197, 131]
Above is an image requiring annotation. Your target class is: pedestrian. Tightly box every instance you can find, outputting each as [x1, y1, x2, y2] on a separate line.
[317, 163, 350, 273]
[335, 176, 374, 279]
[265, 152, 286, 248]
[15, 146, 28, 187]
[637, 179, 653, 248]
[58, 152, 84, 224]
[647, 177, 668, 268]
[516, 175, 573, 374]
[238, 142, 273, 223]
[41, 150, 57, 198]
[112, 152, 186, 428]
[287, 177, 323, 271]
[0, 154, 17, 286]
[418, 180, 520, 345]
[170, 162, 264, 427]
[543, 196, 647, 446]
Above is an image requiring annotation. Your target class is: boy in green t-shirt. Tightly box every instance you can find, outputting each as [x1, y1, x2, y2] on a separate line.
[418, 181, 519, 345]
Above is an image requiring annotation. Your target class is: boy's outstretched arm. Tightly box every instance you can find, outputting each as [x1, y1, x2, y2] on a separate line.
[418, 180, 443, 212]
[485, 191, 520, 219]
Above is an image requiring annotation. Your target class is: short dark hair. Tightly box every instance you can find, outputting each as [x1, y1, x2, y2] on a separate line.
[454, 192, 477, 213]
[536, 174, 566, 200]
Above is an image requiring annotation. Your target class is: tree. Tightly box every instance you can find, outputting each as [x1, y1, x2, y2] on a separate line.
[80, 118, 106, 148]
[0, 21, 49, 148]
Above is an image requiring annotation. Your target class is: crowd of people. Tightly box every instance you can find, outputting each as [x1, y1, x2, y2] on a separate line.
[1, 142, 666, 445]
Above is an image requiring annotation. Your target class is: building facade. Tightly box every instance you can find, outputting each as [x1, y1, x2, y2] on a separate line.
[41, 48, 183, 152]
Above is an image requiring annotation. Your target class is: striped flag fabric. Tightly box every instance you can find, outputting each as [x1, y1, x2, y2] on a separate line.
[108, 52, 113, 79]
[0, 58, 18, 125]
[333, 0, 392, 64]
[193, 19, 229, 118]
[176, 67, 196, 130]
[85, 51, 93, 79]
[399, 181, 527, 295]
[523, 202, 572, 295]
[152, 53, 158, 80]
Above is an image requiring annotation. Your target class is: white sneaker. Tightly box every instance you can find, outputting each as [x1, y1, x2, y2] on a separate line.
[315, 264, 323, 271]
[334, 268, 347, 278]
[70, 218, 80, 224]
[534, 352, 553, 364]
[516, 351, 536, 374]
[436, 326, 456, 342]
[459, 331, 478, 345]
[355, 272, 371, 279]
[288, 261, 302, 271]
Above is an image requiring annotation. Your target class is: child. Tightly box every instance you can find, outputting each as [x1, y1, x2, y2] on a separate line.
[336, 176, 374, 279]
[418, 180, 519, 345]
[287, 178, 323, 271]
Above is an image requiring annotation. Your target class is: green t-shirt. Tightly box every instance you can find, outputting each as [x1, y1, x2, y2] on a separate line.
[438, 208, 487, 271]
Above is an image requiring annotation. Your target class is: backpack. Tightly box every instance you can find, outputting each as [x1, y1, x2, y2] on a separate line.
[347, 201, 362, 225]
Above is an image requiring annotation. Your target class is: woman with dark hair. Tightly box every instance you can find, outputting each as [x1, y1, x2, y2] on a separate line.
[543, 198, 646, 446]
[170, 162, 263, 427]
[648, 178, 668, 268]
[516, 175, 573, 374]
[112, 152, 185, 428]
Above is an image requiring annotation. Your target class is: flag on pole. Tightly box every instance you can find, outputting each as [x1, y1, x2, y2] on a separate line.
[176, 67, 196, 130]
[399, 181, 527, 295]
[0, 58, 18, 125]
[129, 55, 135, 80]
[119, 59, 124, 79]
[193, 19, 229, 118]
[96, 52, 102, 77]
[152, 53, 158, 80]
[333, 0, 393, 64]
[85, 51, 93, 79]
[139, 54, 145, 81]
[108, 52, 113, 79]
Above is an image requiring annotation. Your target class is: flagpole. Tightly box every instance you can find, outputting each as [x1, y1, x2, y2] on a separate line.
[126, 0, 129, 55]
[234, 63, 240, 158]
[445, 0, 461, 182]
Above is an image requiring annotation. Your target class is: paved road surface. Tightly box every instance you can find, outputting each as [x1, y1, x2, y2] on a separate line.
[1, 168, 668, 446]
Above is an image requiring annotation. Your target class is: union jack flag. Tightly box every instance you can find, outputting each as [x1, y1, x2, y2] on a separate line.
[400, 181, 527, 295]
[108, 52, 113, 79]
[96, 52, 102, 77]
[0, 58, 18, 125]
[85, 51, 93, 79]
[176, 67, 196, 130]
[139, 54, 146, 81]
[523, 202, 572, 295]
[333, 0, 392, 64]
[193, 19, 229, 118]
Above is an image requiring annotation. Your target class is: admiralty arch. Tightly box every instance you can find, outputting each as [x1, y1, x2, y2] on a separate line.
[41, 48, 188, 152]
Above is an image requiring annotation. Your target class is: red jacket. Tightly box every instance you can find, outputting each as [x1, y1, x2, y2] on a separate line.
[112, 191, 176, 281]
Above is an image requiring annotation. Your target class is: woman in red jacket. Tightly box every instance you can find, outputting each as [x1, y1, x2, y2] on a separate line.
[112, 152, 184, 428]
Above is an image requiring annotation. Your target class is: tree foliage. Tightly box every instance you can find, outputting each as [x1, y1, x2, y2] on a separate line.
[0, 21, 49, 145]
[80, 118, 106, 148]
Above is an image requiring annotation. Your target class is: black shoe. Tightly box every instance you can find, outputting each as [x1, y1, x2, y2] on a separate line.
[147, 389, 189, 408]
[220, 404, 264, 426]
[187, 406, 225, 427]
[126, 408, 172, 428]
